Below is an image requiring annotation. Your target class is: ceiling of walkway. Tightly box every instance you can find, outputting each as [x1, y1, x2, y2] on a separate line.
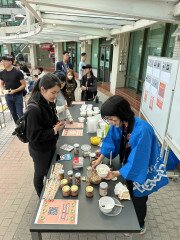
[0, 0, 180, 43]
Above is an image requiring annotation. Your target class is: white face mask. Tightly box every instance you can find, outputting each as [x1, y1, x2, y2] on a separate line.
[68, 76, 73, 80]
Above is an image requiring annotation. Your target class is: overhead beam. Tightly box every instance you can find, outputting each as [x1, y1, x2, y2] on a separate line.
[110, 19, 157, 35]
[41, 13, 136, 26]
[26, 0, 180, 23]
[36, 5, 137, 19]
[43, 19, 122, 29]
[42, 24, 110, 37]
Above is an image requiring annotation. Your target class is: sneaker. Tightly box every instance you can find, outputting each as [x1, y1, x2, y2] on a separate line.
[139, 225, 146, 235]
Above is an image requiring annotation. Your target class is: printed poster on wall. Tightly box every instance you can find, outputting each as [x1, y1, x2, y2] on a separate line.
[144, 75, 151, 92]
[152, 60, 161, 79]
[150, 78, 159, 98]
[146, 59, 153, 76]
[35, 199, 79, 225]
[157, 82, 166, 110]
[143, 90, 148, 103]
[160, 62, 172, 84]
[149, 96, 154, 110]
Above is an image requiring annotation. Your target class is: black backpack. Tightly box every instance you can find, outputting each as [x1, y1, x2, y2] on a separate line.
[13, 103, 39, 143]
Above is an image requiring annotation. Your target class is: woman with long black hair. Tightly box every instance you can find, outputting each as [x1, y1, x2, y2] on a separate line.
[92, 95, 168, 235]
[26, 73, 65, 197]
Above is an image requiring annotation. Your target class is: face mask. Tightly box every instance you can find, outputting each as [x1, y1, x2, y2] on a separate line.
[68, 76, 73, 80]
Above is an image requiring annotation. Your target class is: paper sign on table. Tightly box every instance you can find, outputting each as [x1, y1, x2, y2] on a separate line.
[35, 199, 79, 225]
[60, 144, 74, 151]
[65, 122, 84, 129]
[72, 101, 85, 105]
[62, 129, 83, 137]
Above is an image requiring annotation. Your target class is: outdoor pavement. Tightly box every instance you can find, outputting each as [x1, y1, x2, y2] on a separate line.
[0, 90, 180, 240]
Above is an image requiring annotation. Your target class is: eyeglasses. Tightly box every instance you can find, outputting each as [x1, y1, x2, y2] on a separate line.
[102, 117, 110, 124]
[102, 116, 121, 125]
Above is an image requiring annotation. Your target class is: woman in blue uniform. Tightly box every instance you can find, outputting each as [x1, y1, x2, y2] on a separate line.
[92, 95, 168, 235]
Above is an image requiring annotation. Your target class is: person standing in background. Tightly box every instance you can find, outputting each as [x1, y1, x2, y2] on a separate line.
[79, 52, 86, 81]
[0, 55, 26, 123]
[66, 69, 77, 106]
[56, 51, 73, 75]
[81, 64, 97, 101]
[37, 67, 45, 79]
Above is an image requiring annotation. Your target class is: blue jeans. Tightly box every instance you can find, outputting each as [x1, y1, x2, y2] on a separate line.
[5, 93, 23, 123]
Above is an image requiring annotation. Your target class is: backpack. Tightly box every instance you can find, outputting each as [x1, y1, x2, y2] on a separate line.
[13, 103, 39, 143]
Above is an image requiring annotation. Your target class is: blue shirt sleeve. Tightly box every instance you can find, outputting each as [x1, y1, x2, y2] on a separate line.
[101, 126, 121, 159]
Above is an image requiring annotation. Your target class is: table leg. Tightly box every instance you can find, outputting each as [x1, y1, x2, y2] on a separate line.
[31, 232, 42, 240]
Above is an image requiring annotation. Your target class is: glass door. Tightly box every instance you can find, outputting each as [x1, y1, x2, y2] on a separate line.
[67, 42, 77, 70]
[99, 46, 105, 82]
[99, 45, 111, 82]
[104, 46, 110, 82]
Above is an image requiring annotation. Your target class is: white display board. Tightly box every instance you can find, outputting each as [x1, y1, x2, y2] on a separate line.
[140, 56, 179, 144]
[165, 65, 180, 159]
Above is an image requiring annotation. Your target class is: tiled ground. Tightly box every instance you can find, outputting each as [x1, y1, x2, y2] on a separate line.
[0, 90, 180, 240]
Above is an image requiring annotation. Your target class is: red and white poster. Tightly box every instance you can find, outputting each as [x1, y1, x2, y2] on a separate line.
[35, 199, 79, 225]
[149, 96, 154, 110]
[157, 82, 166, 110]
[143, 90, 148, 103]
[62, 129, 83, 137]
[65, 122, 84, 129]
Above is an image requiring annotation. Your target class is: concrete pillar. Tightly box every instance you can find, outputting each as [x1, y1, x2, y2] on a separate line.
[54, 42, 63, 66]
[29, 43, 37, 69]
[110, 33, 130, 94]
[80, 40, 92, 64]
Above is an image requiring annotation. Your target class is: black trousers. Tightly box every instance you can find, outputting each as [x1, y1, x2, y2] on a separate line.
[29, 145, 55, 197]
[126, 180, 148, 228]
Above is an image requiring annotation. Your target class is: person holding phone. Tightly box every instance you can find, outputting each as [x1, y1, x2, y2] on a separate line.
[26, 73, 65, 197]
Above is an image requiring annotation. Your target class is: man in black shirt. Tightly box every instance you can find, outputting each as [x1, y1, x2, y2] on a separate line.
[0, 55, 26, 123]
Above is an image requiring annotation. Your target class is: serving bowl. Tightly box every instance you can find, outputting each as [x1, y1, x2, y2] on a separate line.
[99, 196, 115, 213]
[96, 164, 110, 178]
[78, 117, 85, 123]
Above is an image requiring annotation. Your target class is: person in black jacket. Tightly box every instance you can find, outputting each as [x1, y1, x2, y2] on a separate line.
[26, 73, 65, 197]
[81, 64, 97, 101]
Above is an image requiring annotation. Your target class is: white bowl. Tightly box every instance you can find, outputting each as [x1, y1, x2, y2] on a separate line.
[80, 111, 86, 117]
[99, 196, 115, 213]
[96, 164, 110, 178]
[93, 110, 100, 115]
[78, 117, 85, 123]
[93, 107, 99, 111]
[87, 111, 93, 117]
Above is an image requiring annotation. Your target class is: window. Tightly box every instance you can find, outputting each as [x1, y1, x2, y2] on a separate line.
[0, 0, 17, 7]
[126, 30, 144, 89]
[91, 39, 99, 69]
[164, 24, 178, 58]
